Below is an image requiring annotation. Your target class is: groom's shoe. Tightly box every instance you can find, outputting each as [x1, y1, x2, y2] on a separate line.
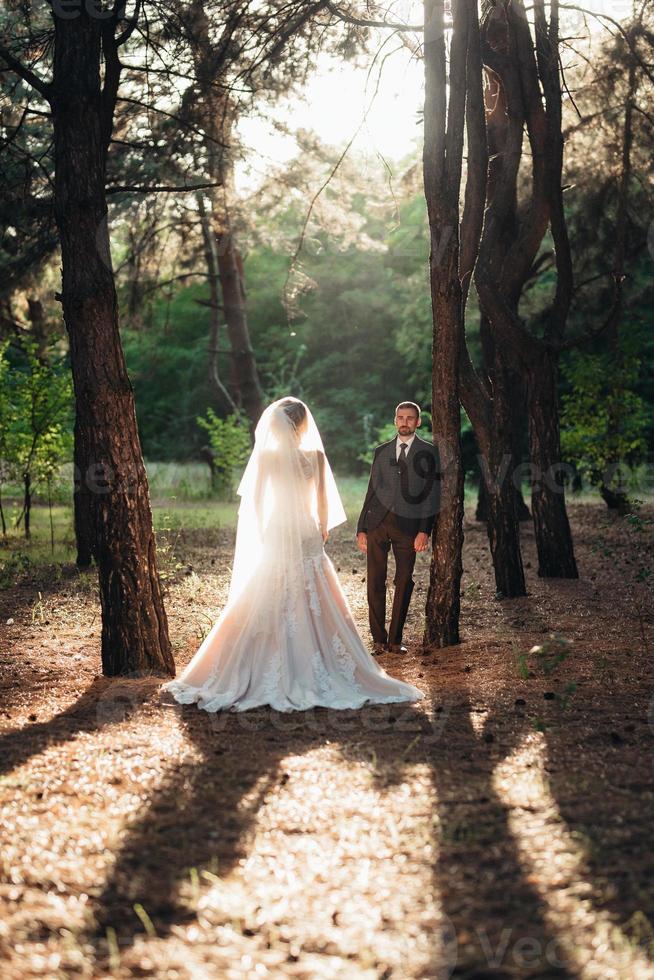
[372, 642, 388, 656]
[388, 643, 408, 655]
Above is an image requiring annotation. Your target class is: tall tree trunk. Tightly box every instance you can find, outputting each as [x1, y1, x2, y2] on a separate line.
[526, 354, 578, 577]
[474, 0, 578, 578]
[52, 12, 174, 676]
[197, 193, 238, 416]
[213, 195, 263, 425]
[531, 0, 578, 575]
[467, 317, 526, 596]
[181, 0, 264, 426]
[482, 359, 526, 597]
[422, 0, 468, 648]
[464, 365, 526, 596]
[457, 0, 526, 598]
[23, 471, 31, 539]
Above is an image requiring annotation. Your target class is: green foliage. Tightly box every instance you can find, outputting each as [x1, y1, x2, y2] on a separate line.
[560, 342, 649, 493]
[102, 135, 651, 480]
[0, 338, 73, 536]
[121, 286, 216, 460]
[0, 550, 32, 588]
[196, 408, 251, 495]
[525, 634, 573, 676]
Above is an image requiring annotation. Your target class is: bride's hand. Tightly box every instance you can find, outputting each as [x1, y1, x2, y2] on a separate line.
[321, 527, 329, 543]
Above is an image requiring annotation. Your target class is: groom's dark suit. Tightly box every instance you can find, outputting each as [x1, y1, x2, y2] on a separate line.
[357, 434, 441, 646]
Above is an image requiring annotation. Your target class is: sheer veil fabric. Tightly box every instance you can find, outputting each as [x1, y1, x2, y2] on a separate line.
[162, 397, 423, 713]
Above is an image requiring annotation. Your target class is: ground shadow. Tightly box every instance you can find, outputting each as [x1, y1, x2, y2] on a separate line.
[81, 677, 591, 979]
[0, 675, 150, 780]
[543, 683, 654, 967]
[421, 687, 571, 978]
[83, 696, 435, 971]
[496, 575, 654, 968]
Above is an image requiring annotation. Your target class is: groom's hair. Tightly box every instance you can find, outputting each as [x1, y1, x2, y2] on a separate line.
[280, 398, 307, 430]
[395, 401, 421, 418]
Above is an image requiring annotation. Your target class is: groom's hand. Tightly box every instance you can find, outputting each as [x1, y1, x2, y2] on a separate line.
[356, 532, 368, 553]
[414, 532, 430, 553]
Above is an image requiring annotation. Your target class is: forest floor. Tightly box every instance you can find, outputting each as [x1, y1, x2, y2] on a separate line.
[1, 500, 654, 979]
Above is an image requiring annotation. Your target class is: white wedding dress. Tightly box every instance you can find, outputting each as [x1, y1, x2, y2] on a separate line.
[162, 398, 423, 713]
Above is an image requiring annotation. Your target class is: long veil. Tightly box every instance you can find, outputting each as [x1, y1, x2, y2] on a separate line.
[228, 397, 346, 605]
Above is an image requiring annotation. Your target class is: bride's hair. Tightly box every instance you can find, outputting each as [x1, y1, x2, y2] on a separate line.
[279, 398, 307, 432]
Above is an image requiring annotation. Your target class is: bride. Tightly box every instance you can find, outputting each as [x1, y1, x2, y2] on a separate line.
[162, 397, 423, 713]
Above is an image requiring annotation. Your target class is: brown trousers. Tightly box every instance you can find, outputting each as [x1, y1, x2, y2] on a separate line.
[366, 512, 416, 645]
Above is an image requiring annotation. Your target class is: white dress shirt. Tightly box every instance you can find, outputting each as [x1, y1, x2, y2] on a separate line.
[395, 434, 416, 460]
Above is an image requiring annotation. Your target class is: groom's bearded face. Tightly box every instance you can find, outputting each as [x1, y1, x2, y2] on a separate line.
[394, 409, 420, 437]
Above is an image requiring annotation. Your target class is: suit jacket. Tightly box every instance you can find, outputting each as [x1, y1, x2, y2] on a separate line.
[357, 435, 441, 537]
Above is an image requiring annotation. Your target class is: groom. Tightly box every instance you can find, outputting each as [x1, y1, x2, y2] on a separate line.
[357, 402, 440, 654]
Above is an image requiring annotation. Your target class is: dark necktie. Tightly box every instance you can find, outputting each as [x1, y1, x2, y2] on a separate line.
[398, 442, 408, 471]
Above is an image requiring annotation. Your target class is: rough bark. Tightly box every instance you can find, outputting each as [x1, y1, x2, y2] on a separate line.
[51, 11, 174, 675]
[526, 354, 578, 577]
[474, 0, 578, 579]
[422, 0, 468, 648]
[474, 364, 530, 523]
[458, 0, 526, 597]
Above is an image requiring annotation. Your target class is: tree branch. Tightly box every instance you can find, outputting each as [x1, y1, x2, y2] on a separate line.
[459, 0, 487, 310]
[116, 0, 142, 46]
[324, 0, 423, 32]
[101, 27, 122, 154]
[106, 181, 222, 194]
[116, 96, 230, 149]
[0, 44, 51, 99]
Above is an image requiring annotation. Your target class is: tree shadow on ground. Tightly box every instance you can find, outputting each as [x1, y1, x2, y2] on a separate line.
[3, 644, 650, 976]
[420, 688, 572, 978]
[0, 675, 150, 780]
[80, 685, 577, 979]
[496, 581, 654, 971]
[84, 698, 432, 964]
[543, 685, 654, 969]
